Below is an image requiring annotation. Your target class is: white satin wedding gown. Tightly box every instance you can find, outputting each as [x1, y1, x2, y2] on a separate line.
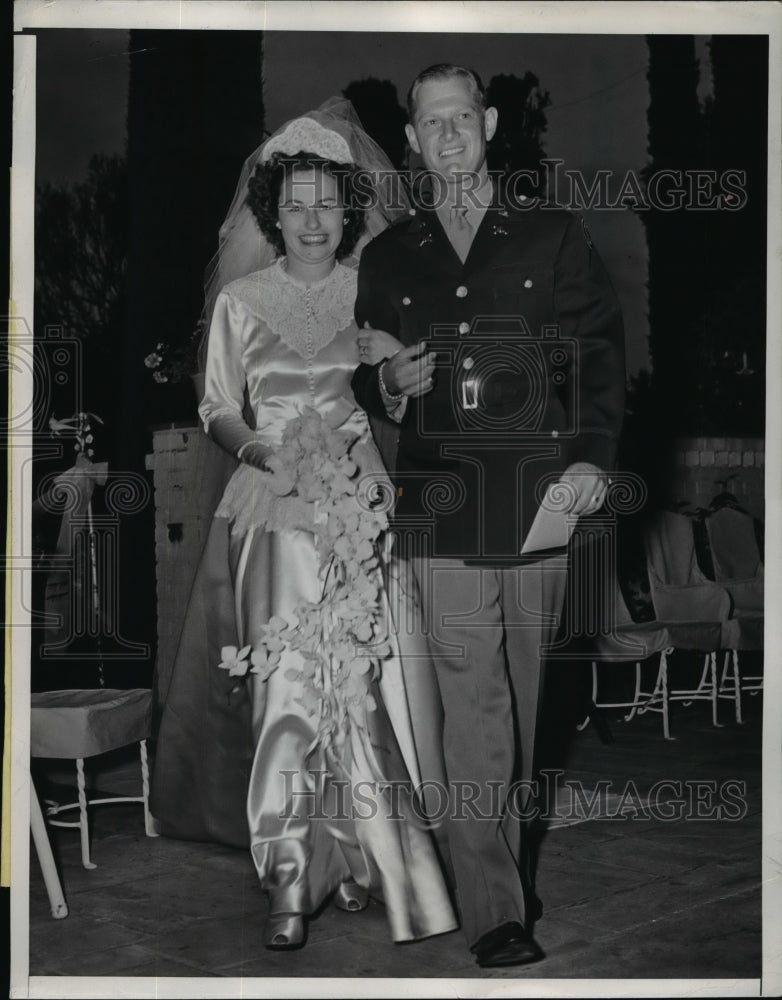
[152, 259, 456, 942]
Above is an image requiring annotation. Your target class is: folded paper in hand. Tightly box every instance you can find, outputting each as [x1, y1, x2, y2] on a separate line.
[521, 483, 577, 555]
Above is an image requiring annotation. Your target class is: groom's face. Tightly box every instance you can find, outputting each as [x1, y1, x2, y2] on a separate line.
[405, 76, 497, 183]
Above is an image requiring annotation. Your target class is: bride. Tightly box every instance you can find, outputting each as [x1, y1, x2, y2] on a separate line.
[150, 100, 456, 950]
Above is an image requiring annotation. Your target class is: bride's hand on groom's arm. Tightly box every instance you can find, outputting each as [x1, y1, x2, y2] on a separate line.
[357, 324, 404, 366]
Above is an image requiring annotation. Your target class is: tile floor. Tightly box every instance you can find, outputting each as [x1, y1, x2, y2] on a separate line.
[25, 685, 763, 993]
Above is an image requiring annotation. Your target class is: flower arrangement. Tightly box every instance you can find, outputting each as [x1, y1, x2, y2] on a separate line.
[217, 407, 393, 770]
[144, 320, 204, 384]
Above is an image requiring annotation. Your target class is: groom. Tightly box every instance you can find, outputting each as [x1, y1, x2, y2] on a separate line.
[352, 64, 625, 967]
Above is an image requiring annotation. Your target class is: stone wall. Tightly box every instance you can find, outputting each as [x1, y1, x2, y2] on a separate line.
[671, 437, 765, 519]
[145, 425, 209, 709]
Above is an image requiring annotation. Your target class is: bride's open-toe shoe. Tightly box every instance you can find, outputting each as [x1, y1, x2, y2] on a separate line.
[333, 879, 370, 913]
[264, 913, 306, 950]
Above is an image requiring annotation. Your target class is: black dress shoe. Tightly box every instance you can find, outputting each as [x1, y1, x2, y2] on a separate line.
[528, 894, 543, 923]
[471, 921, 544, 968]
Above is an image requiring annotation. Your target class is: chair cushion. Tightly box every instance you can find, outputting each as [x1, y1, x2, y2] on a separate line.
[707, 507, 764, 582]
[31, 688, 152, 759]
[645, 511, 702, 587]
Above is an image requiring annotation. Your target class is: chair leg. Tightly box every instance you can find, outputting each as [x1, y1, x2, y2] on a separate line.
[576, 662, 598, 731]
[75, 758, 96, 870]
[719, 650, 731, 712]
[624, 662, 643, 722]
[585, 660, 642, 731]
[30, 777, 69, 919]
[729, 649, 743, 724]
[660, 649, 671, 740]
[139, 739, 158, 838]
[708, 651, 721, 728]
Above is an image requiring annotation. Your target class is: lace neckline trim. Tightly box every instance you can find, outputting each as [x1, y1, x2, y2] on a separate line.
[275, 257, 340, 290]
[249, 259, 357, 359]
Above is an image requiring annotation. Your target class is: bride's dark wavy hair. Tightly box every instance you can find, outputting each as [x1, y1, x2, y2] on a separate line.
[247, 151, 369, 260]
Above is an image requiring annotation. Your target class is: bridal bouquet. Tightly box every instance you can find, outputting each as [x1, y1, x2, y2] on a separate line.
[218, 407, 393, 768]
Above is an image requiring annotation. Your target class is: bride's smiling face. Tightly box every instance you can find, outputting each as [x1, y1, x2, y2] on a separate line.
[277, 167, 345, 274]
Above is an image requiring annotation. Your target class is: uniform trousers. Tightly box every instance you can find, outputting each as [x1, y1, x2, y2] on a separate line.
[411, 554, 568, 947]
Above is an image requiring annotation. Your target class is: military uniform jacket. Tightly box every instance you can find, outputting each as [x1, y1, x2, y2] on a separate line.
[351, 185, 625, 563]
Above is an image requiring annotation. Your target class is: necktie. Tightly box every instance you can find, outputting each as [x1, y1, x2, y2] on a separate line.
[448, 206, 474, 262]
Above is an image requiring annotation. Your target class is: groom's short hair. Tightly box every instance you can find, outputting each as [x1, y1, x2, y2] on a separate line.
[406, 64, 487, 121]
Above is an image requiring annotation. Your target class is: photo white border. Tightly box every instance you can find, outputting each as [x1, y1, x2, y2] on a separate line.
[9, 2, 782, 998]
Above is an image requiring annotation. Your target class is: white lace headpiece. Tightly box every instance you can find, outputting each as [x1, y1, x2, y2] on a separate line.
[260, 117, 353, 165]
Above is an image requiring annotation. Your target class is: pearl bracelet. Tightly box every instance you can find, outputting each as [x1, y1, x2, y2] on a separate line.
[378, 360, 404, 402]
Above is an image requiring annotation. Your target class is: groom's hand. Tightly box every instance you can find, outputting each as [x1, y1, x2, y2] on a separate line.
[559, 462, 608, 515]
[381, 343, 437, 398]
[358, 324, 404, 366]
